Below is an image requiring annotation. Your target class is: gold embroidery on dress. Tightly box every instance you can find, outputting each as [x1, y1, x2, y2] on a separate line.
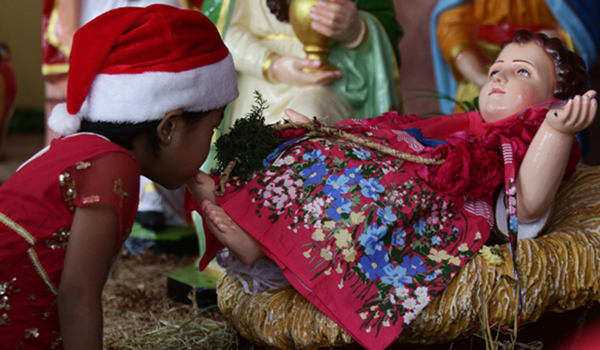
[59, 172, 76, 212]
[0, 212, 36, 245]
[45, 228, 70, 250]
[27, 248, 58, 295]
[24, 328, 39, 338]
[28, 294, 35, 301]
[50, 334, 62, 349]
[75, 161, 91, 170]
[0, 277, 20, 327]
[113, 178, 129, 208]
[0, 313, 9, 326]
[82, 195, 100, 205]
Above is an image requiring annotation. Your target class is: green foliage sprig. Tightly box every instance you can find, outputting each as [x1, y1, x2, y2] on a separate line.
[214, 91, 282, 182]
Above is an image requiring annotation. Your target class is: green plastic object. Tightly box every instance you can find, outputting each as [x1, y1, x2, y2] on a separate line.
[192, 210, 207, 262]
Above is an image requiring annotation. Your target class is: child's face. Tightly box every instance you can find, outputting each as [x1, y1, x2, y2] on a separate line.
[479, 42, 556, 123]
[157, 107, 225, 189]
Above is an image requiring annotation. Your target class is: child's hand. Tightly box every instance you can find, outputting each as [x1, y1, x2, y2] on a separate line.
[546, 90, 597, 135]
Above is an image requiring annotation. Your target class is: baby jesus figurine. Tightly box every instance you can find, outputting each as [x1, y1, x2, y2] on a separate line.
[186, 30, 596, 350]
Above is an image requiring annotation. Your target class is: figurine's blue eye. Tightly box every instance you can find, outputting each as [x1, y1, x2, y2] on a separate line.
[517, 69, 530, 76]
[490, 70, 499, 78]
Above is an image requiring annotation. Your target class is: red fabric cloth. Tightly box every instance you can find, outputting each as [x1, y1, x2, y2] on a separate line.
[0, 134, 139, 349]
[187, 102, 580, 350]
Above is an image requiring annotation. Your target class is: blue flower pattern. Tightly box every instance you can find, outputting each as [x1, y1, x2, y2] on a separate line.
[248, 135, 484, 334]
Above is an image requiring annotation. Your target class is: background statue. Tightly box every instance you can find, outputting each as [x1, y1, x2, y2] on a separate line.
[430, 0, 599, 114]
[220, 0, 404, 129]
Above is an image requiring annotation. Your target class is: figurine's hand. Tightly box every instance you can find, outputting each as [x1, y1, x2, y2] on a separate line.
[270, 56, 342, 86]
[185, 170, 217, 204]
[310, 0, 361, 44]
[546, 90, 597, 135]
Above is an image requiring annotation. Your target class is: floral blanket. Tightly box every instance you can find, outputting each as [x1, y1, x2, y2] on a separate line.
[191, 104, 579, 350]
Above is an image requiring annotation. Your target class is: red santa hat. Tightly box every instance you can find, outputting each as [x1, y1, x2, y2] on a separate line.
[49, 4, 238, 136]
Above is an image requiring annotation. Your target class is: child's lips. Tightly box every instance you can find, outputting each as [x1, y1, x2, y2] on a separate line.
[489, 87, 505, 95]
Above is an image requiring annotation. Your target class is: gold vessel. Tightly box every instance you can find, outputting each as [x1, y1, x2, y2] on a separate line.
[289, 0, 337, 72]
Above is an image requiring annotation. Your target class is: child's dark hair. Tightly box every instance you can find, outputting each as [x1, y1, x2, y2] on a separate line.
[504, 30, 591, 99]
[79, 110, 211, 156]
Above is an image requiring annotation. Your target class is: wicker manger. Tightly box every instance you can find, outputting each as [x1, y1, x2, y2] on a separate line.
[216, 165, 600, 349]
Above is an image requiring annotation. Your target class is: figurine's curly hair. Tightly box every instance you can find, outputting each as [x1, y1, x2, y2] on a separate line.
[503, 30, 590, 100]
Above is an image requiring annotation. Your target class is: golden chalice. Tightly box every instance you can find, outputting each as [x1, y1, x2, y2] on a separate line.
[289, 0, 337, 73]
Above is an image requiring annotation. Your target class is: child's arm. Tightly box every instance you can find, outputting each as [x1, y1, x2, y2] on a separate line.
[58, 203, 120, 350]
[516, 90, 597, 222]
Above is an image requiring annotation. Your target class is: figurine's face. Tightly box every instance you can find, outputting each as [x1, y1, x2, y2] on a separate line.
[479, 42, 556, 123]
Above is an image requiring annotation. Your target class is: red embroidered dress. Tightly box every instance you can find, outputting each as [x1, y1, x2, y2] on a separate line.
[191, 103, 579, 350]
[0, 134, 139, 349]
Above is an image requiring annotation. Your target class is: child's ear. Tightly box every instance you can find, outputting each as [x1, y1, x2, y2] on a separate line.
[157, 109, 184, 144]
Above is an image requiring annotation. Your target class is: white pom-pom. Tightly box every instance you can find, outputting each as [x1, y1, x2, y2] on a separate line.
[48, 103, 81, 136]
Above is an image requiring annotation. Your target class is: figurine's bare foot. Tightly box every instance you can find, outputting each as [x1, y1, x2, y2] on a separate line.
[284, 108, 311, 123]
[201, 200, 265, 265]
[186, 171, 217, 204]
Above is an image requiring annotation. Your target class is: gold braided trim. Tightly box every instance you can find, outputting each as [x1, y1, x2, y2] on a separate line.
[27, 248, 58, 295]
[0, 212, 36, 245]
[45, 2, 71, 57]
[262, 52, 279, 83]
[216, 121, 444, 195]
[259, 34, 299, 41]
[216, 0, 232, 34]
[42, 63, 70, 76]
[272, 120, 445, 165]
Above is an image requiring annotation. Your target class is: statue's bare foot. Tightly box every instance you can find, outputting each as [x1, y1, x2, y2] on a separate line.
[187, 171, 217, 204]
[201, 200, 265, 265]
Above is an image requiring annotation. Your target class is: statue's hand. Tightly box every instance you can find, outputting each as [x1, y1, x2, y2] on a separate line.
[270, 56, 342, 86]
[310, 0, 361, 44]
[546, 90, 597, 135]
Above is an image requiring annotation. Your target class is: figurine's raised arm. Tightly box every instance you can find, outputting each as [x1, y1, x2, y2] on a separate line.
[476, 30, 595, 225]
[518, 90, 597, 222]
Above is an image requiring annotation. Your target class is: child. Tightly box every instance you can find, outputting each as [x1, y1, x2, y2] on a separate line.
[0, 5, 237, 349]
[187, 30, 595, 350]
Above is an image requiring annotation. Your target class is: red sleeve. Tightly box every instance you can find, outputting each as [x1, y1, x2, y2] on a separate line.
[69, 152, 140, 251]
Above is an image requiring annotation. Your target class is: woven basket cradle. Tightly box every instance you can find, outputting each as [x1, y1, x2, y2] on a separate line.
[217, 165, 600, 349]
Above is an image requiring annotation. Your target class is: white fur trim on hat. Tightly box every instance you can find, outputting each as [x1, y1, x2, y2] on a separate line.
[48, 103, 82, 136]
[78, 53, 238, 124]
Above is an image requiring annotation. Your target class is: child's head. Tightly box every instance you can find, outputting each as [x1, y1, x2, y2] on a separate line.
[48, 5, 238, 171]
[479, 30, 590, 123]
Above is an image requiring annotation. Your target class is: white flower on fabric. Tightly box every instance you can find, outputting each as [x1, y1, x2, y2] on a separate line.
[395, 286, 409, 298]
[414, 287, 428, 297]
[402, 297, 417, 310]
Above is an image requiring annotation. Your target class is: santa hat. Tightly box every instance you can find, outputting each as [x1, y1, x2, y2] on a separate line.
[49, 4, 238, 136]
